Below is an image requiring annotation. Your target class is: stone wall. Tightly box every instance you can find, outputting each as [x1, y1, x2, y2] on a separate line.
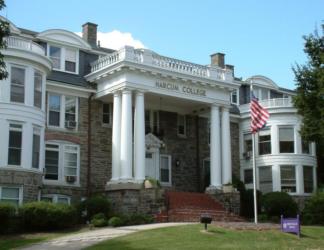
[0, 169, 42, 202]
[206, 189, 241, 215]
[230, 122, 240, 179]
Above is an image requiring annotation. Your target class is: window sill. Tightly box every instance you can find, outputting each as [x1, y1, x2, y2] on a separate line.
[52, 68, 79, 75]
[102, 123, 112, 128]
[47, 126, 78, 133]
[43, 180, 80, 188]
[0, 166, 43, 174]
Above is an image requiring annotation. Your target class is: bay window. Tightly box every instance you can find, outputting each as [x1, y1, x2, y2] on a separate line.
[48, 45, 78, 73]
[280, 165, 296, 193]
[259, 166, 272, 193]
[10, 66, 25, 103]
[48, 93, 78, 129]
[44, 142, 80, 185]
[34, 70, 43, 108]
[8, 124, 22, 166]
[303, 166, 314, 193]
[279, 127, 294, 153]
[258, 129, 271, 155]
[32, 127, 41, 169]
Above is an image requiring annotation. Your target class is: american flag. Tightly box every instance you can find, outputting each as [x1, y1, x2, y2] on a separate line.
[250, 93, 270, 134]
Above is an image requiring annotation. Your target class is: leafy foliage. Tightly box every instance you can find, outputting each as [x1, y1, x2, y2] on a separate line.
[0, 0, 10, 80]
[302, 191, 324, 225]
[91, 213, 108, 227]
[0, 202, 16, 233]
[80, 195, 111, 221]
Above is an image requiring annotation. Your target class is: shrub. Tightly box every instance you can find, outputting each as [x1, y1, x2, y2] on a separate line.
[108, 216, 123, 227]
[91, 213, 108, 227]
[261, 192, 298, 220]
[240, 189, 262, 218]
[0, 203, 16, 234]
[302, 192, 324, 225]
[20, 202, 78, 231]
[80, 196, 111, 221]
[127, 213, 154, 225]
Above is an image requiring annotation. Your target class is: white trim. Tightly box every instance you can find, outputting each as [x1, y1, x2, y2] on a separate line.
[102, 102, 113, 127]
[0, 186, 23, 206]
[41, 194, 71, 205]
[159, 154, 172, 186]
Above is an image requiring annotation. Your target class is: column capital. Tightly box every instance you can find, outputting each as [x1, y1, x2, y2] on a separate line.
[121, 88, 133, 95]
[113, 91, 121, 97]
[134, 90, 146, 96]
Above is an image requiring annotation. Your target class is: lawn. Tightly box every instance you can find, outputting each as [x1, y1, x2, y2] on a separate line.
[87, 224, 324, 250]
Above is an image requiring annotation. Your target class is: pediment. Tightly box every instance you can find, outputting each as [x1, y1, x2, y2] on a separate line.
[145, 133, 163, 148]
[37, 29, 91, 50]
[246, 75, 279, 90]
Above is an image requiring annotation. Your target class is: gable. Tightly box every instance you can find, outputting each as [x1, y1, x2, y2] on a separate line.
[246, 75, 279, 90]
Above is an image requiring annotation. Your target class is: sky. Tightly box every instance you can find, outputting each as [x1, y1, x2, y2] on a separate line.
[1, 0, 323, 89]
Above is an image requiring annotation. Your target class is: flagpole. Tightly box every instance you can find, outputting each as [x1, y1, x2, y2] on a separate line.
[250, 81, 258, 224]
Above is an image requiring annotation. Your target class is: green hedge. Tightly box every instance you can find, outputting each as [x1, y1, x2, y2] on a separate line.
[79, 196, 111, 221]
[91, 213, 108, 227]
[0, 203, 17, 234]
[261, 192, 298, 220]
[108, 213, 154, 227]
[20, 202, 78, 231]
[302, 192, 324, 225]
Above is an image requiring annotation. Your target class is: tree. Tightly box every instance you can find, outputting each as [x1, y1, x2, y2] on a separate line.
[0, 0, 10, 80]
[293, 25, 324, 183]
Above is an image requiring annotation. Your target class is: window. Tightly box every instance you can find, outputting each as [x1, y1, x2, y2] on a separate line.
[280, 165, 296, 193]
[47, 93, 78, 129]
[34, 70, 43, 108]
[44, 142, 80, 184]
[0, 187, 21, 206]
[45, 144, 59, 180]
[32, 127, 41, 169]
[160, 155, 171, 185]
[260, 88, 269, 100]
[303, 166, 314, 193]
[244, 169, 253, 184]
[258, 129, 271, 155]
[243, 133, 252, 154]
[279, 127, 294, 153]
[41, 194, 70, 204]
[177, 114, 186, 136]
[48, 45, 78, 73]
[102, 103, 112, 125]
[10, 66, 25, 103]
[302, 140, 310, 154]
[8, 124, 22, 166]
[145, 110, 159, 134]
[259, 166, 272, 193]
[231, 89, 238, 105]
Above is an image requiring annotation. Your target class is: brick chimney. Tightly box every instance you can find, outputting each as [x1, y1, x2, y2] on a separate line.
[210, 52, 225, 68]
[82, 22, 98, 47]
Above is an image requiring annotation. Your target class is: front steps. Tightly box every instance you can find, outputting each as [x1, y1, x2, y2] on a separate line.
[155, 191, 244, 222]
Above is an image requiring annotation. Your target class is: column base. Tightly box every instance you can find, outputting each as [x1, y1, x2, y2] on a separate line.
[205, 185, 223, 193]
[106, 181, 142, 191]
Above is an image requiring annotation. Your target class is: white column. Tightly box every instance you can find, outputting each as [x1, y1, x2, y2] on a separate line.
[272, 165, 281, 191]
[120, 89, 133, 180]
[296, 164, 304, 194]
[221, 107, 232, 185]
[271, 125, 278, 154]
[134, 91, 145, 182]
[295, 123, 302, 154]
[111, 92, 121, 181]
[210, 104, 221, 188]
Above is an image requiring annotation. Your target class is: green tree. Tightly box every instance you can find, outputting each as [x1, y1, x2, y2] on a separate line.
[0, 0, 10, 80]
[293, 25, 324, 183]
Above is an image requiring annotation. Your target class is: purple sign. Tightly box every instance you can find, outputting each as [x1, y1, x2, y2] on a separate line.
[281, 215, 300, 237]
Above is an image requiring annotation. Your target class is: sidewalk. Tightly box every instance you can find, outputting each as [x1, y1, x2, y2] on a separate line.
[20, 223, 191, 250]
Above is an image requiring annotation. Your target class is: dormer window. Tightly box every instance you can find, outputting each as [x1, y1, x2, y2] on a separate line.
[48, 45, 78, 74]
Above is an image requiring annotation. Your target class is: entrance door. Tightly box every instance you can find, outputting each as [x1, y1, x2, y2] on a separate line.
[145, 152, 157, 179]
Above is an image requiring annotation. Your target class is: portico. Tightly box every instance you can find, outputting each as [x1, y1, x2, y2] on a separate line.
[85, 46, 239, 190]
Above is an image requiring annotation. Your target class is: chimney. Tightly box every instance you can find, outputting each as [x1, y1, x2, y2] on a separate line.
[225, 64, 234, 76]
[210, 52, 225, 68]
[82, 22, 98, 47]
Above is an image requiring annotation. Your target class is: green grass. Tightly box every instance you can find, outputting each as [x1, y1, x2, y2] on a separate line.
[87, 224, 324, 250]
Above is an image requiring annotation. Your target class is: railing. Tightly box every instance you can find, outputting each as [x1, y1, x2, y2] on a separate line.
[4, 36, 45, 56]
[90, 46, 232, 82]
[239, 98, 294, 113]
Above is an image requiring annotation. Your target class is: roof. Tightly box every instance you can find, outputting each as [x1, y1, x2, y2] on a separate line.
[18, 27, 39, 36]
[47, 71, 90, 87]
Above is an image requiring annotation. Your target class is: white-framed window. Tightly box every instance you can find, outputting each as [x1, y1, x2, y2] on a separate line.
[279, 127, 295, 153]
[244, 169, 253, 184]
[34, 70, 43, 108]
[302, 140, 310, 154]
[258, 128, 271, 155]
[102, 103, 112, 126]
[160, 154, 171, 185]
[253, 87, 269, 101]
[32, 127, 41, 169]
[303, 166, 314, 193]
[0, 186, 22, 206]
[243, 133, 252, 157]
[8, 123, 23, 166]
[41, 194, 71, 205]
[231, 89, 238, 105]
[280, 165, 296, 193]
[47, 93, 78, 130]
[145, 110, 159, 134]
[10, 65, 25, 103]
[44, 142, 80, 185]
[48, 45, 78, 74]
[259, 166, 272, 193]
[177, 114, 186, 137]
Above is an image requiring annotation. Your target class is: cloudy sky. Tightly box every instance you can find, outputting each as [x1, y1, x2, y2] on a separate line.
[2, 0, 323, 89]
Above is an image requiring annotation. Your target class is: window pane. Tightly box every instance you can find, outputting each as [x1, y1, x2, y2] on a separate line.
[50, 46, 61, 69]
[279, 128, 294, 153]
[102, 103, 111, 124]
[259, 166, 272, 193]
[34, 71, 42, 108]
[65, 61, 76, 72]
[32, 134, 40, 169]
[65, 49, 76, 72]
[57, 197, 69, 204]
[45, 150, 59, 180]
[259, 134, 271, 155]
[160, 156, 169, 183]
[280, 166, 296, 193]
[8, 130, 22, 165]
[2, 187, 19, 198]
[303, 166, 314, 193]
[244, 134, 252, 152]
[0, 199, 19, 206]
[41, 197, 53, 202]
[244, 169, 253, 184]
[49, 95, 61, 111]
[49, 111, 60, 126]
[10, 85, 25, 103]
[65, 97, 76, 123]
[261, 89, 268, 100]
